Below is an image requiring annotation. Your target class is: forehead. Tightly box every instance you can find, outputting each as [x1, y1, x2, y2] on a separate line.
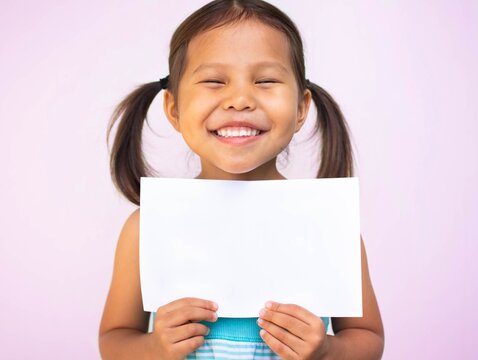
[184, 19, 292, 73]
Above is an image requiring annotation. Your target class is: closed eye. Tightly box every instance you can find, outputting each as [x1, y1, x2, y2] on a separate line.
[202, 80, 224, 84]
[256, 79, 278, 84]
[201, 79, 279, 85]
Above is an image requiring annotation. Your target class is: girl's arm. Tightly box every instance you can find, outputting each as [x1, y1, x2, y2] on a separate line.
[257, 236, 384, 359]
[325, 236, 385, 359]
[98, 209, 154, 359]
[98, 209, 216, 360]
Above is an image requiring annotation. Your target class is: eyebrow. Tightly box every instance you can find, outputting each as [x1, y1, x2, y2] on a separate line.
[192, 61, 289, 75]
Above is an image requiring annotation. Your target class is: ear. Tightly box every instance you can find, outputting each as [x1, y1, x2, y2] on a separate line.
[295, 88, 312, 132]
[163, 90, 180, 132]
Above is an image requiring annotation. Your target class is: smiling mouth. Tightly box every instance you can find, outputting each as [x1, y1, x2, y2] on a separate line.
[211, 127, 265, 138]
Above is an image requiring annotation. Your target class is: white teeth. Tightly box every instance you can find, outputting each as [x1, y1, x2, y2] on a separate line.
[216, 127, 260, 137]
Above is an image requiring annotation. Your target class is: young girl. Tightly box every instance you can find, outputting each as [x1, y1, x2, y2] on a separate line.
[99, 0, 384, 359]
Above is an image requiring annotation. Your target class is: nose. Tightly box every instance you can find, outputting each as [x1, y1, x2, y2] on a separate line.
[221, 81, 257, 111]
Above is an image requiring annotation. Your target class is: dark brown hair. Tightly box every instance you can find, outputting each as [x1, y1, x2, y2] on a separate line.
[107, 0, 355, 205]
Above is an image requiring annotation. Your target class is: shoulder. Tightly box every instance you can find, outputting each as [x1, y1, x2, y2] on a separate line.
[114, 208, 141, 262]
[125, 208, 140, 230]
[119, 208, 140, 242]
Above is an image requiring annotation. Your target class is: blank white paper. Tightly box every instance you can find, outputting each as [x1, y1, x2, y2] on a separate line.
[139, 177, 362, 318]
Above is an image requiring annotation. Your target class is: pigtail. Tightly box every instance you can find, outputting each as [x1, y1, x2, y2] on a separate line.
[106, 80, 166, 205]
[307, 80, 355, 178]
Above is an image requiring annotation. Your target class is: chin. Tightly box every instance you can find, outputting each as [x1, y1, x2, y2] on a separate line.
[220, 165, 257, 175]
[217, 162, 270, 177]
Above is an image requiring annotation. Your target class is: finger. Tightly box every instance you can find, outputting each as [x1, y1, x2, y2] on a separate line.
[156, 297, 218, 316]
[169, 323, 210, 343]
[259, 307, 309, 340]
[257, 317, 304, 351]
[163, 306, 218, 327]
[172, 335, 205, 357]
[264, 301, 316, 326]
[260, 329, 298, 360]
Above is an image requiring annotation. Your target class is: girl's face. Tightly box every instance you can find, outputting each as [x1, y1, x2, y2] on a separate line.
[164, 19, 311, 180]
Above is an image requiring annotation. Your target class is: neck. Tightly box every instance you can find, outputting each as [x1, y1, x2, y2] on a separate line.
[195, 160, 286, 181]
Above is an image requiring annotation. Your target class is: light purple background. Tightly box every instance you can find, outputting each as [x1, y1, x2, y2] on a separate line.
[1, 1, 476, 359]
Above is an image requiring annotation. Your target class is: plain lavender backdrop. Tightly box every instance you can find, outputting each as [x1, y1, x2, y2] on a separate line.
[0, 1, 476, 359]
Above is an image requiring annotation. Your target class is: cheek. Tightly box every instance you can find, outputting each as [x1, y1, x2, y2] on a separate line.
[264, 95, 299, 129]
[180, 89, 217, 116]
[263, 89, 298, 111]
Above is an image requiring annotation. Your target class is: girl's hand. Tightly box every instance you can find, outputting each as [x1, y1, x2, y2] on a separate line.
[257, 301, 329, 360]
[149, 297, 218, 360]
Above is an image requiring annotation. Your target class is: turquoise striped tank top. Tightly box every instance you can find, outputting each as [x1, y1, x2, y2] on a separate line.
[150, 313, 330, 359]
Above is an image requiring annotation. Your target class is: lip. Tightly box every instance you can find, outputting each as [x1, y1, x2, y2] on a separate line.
[211, 120, 268, 132]
[213, 132, 264, 145]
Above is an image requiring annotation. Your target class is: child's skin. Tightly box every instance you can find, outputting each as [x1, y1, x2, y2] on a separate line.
[99, 19, 384, 360]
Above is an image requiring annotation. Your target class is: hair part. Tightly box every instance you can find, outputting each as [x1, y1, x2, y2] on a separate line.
[107, 0, 354, 205]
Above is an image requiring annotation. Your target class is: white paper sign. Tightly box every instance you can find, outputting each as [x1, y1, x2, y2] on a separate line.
[140, 177, 362, 317]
